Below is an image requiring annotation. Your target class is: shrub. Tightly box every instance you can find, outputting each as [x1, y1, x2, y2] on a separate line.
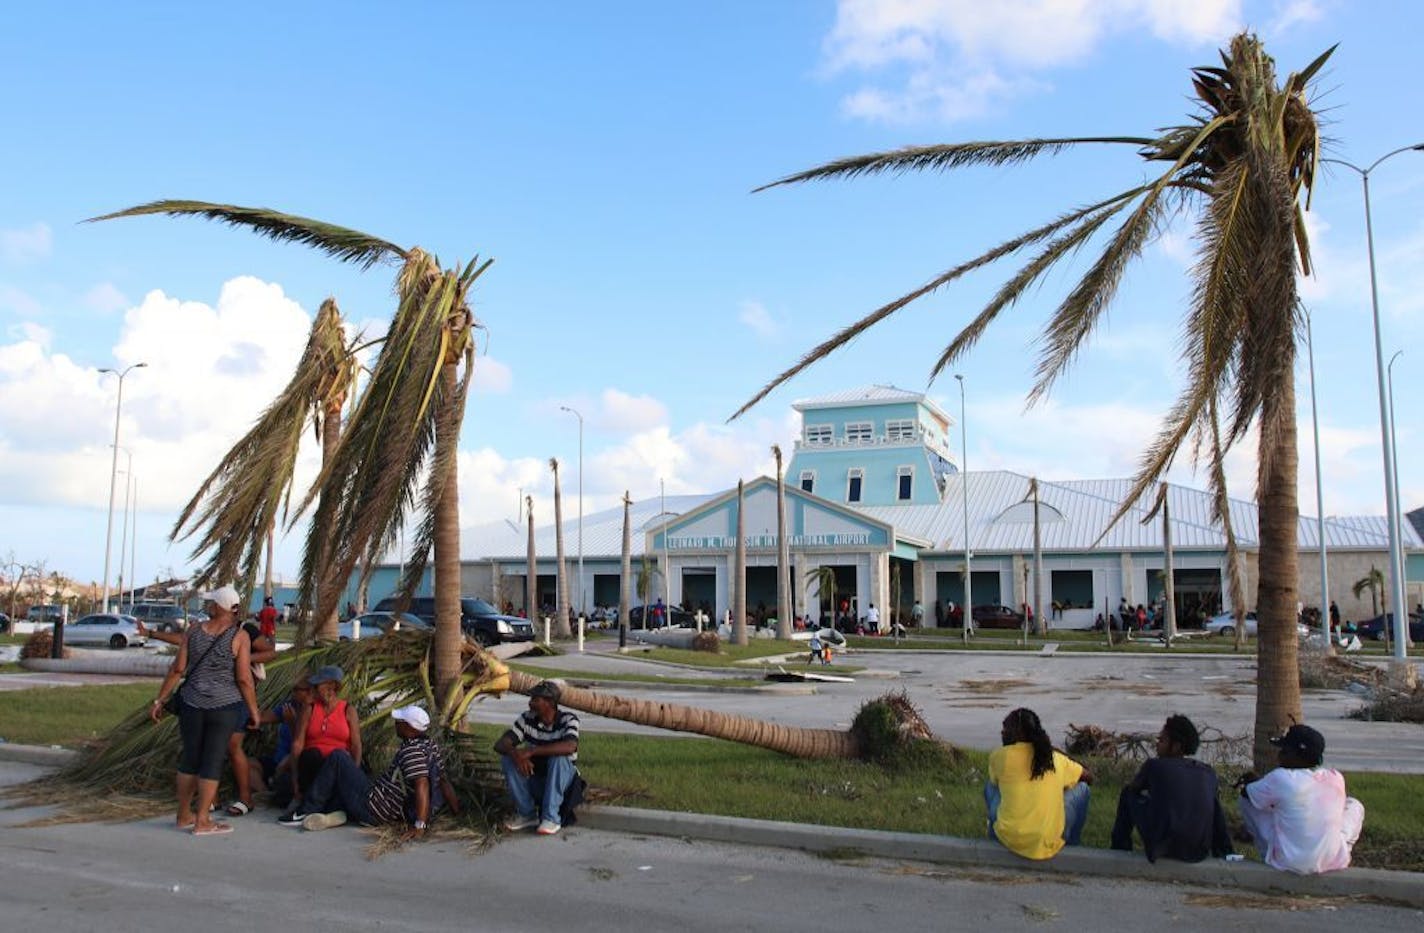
[21, 630, 69, 659]
[691, 631, 720, 653]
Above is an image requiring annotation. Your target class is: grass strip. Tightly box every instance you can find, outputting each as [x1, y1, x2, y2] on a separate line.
[0, 682, 156, 747]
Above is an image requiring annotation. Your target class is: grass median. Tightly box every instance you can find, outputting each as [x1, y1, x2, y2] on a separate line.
[5, 680, 1421, 871]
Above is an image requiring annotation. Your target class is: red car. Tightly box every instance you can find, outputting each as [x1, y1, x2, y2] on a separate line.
[947, 604, 1026, 629]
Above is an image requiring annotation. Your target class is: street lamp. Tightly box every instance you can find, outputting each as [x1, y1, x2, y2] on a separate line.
[98, 362, 146, 612]
[1305, 313, 1330, 649]
[1388, 350, 1406, 616]
[1322, 144, 1424, 661]
[559, 405, 584, 614]
[954, 374, 972, 643]
[115, 448, 132, 611]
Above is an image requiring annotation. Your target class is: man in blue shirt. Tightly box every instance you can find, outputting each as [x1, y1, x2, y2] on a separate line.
[1110, 714, 1233, 862]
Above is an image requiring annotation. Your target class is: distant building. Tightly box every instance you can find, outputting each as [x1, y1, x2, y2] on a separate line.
[345, 386, 1423, 627]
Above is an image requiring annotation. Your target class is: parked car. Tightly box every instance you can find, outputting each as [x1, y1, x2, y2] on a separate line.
[0, 611, 10, 633]
[626, 604, 695, 629]
[371, 596, 534, 646]
[130, 602, 191, 633]
[26, 604, 64, 624]
[337, 611, 430, 641]
[1355, 613, 1424, 643]
[947, 604, 1026, 629]
[64, 613, 147, 649]
[1203, 611, 1309, 639]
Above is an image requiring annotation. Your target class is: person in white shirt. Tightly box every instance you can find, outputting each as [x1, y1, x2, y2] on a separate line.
[1237, 724, 1364, 874]
[864, 603, 880, 633]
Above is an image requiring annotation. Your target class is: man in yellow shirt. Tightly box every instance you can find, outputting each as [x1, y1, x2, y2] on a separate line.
[985, 707, 1094, 859]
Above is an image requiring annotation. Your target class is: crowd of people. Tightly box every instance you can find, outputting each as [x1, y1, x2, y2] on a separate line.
[145, 586, 1367, 876]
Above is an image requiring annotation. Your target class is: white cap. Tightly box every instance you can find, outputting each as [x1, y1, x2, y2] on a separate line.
[200, 585, 242, 611]
[392, 705, 430, 732]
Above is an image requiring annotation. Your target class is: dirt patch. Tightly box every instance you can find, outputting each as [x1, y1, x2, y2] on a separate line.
[953, 678, 1035, 694]
[884, 864, 1079, 887]
[1075, 677, 1166, 696]
[1183, 892, 1376, 911]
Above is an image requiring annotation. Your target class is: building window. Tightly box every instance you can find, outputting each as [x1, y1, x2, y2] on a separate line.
[886, 419, 915, 441]
[897, 466, 913, 500]
[845, 421, 873, 443]
[1051, 570, 1094, 609]
[847, 468, 864, 503]
[800, 470, 815, 494]
[805, 423, 833, 445]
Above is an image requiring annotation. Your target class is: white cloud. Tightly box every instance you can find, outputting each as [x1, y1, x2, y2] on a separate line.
[737, 300, 781, 340]
[5, 321, 51, 348]
[598, 388, 668, 432]
[0, 222, 53, 264]
[471, 354, 512, 394]
[825, 0, 1242, 124]
[83, 282, 131, 314]
[0, 284, 44, 317]
[1270, 0, 1325, 33]
[0, 276, 316, 512]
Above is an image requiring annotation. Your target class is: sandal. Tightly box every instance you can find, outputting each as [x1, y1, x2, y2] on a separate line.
[226, 801, 251, 816]
[192, 822, 234, 836]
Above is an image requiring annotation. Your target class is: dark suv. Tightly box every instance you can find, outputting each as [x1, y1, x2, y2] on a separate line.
[372, 595, 534, 647]
[130, 603, 191, 633]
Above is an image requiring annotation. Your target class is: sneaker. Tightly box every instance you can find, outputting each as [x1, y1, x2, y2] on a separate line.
[302, 811, 348, 832]
[535, 819, 561, 836]
[503, 813, 539, 832]
[277, 810, 308, 827]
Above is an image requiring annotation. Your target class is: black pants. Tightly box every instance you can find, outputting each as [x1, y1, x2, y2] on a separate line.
[177, 703, 244, 780]
[296, 748, 327, 795]
[1110, 788, 1153, 857]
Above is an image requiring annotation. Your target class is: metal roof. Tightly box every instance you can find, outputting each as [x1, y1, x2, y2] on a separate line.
[794, 384, 929, 409]
[463, 471, 1418, 562]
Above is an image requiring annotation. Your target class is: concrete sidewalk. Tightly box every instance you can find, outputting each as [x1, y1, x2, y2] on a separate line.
[3, 741, 1417, 907]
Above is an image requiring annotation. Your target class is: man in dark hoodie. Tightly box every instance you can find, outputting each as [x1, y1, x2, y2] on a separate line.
[1111, 714, 1233, 862]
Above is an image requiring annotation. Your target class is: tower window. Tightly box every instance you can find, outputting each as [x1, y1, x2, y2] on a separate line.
[897, 466, 913, 500]
[845, 422, 873, 443]
[847, 468, 864, 503]
[886, 419, 915, 441]
[805, 423, 833, 445]
[800, 470, 815, 494]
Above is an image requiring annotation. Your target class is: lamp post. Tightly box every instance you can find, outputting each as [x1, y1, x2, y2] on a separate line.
[115, 448, 132, 612]
[954, 374, 972, 643]
[559, 405, 584, 614]
[1305, 313, 1331, 650]
[1323, 144, 1424, 662]
[1387, 350, 1406, 620]
[98, 362, 146, 613]
[129, 474, 139, 611]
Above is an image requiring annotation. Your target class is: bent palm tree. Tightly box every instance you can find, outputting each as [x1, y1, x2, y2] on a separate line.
[550, 458, 573, 638]
[1353, 566, 1385, 618]
[738, 34, 1330, 770]
[773, 444, 792, 639]
[91, 201, 491, 705]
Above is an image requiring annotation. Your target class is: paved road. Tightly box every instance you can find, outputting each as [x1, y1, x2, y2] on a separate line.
[494, 644, 1424, 772]
[0, 762, 1416, 932]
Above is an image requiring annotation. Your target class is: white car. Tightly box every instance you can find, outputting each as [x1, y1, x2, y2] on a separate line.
[64, 613, 148, 649]
[1203, 611, 1308, 638]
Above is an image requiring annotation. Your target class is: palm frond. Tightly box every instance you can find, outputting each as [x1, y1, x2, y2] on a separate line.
[172, 298, 351, 596]
[729, 191, 1140, 421]
[754, 138, 1154, 191]
[88, 200, 407, 270]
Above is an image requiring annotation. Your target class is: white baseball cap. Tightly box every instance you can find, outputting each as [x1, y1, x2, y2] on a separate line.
[199, 585, 242, 611]
[392, 705, 430, 732]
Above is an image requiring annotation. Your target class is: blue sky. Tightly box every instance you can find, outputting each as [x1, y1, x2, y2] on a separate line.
[2, 1, 1422, 587]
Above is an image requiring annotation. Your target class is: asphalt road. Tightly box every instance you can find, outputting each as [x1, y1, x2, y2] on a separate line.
[1, 761, 1417, 932]
[488, 642, 1424, 772]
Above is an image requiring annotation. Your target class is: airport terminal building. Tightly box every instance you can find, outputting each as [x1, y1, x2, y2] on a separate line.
[350, 386, 1423, 627]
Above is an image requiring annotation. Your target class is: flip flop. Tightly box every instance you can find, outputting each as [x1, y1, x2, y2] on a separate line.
[226, 801, 251, 816]
[193, 822, 233, 836]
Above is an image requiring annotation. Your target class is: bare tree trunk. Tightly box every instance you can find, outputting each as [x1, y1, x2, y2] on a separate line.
[314, 402, 343, 642]
[774, 446, 792, 639]
[1254, 366, 1303, 771]
[525, 497, 537, 627]
[734, 480, 747, 646]
[506, 669, 858, 758]
[264, 522, 275, 601]
[1163, 487, 1177, 646]
[619, 492, 631, 649]
[551, 459, 572, 638]
[432, 365, 463, 708]
[1032, 478, 1046, 637]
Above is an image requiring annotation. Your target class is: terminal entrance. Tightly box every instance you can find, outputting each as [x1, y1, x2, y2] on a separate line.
[935, 570, 1003, 624]
[680, 568, 717, 616]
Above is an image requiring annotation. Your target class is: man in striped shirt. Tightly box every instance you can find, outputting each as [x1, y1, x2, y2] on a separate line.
[300, 704, 460, 837]
[495, 680, 580, 835]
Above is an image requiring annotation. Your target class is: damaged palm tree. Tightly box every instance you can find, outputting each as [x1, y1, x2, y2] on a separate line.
[160, 296, 355, 639]
[736, 34, 1330, 770]
[90, 201, 490, 705]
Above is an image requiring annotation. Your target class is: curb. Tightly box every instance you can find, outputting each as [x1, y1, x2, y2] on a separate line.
[0, 743, 80, 766]
[21, 656, 170, 676]
[579, 805, 1424, 908]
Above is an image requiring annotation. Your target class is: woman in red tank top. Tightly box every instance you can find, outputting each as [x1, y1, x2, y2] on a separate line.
[286, 665, 362, 808]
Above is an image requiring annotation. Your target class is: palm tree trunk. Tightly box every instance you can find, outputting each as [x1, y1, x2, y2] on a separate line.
[774, 446, 792, 639]
[551, 460, 572, 638]
[619, 492, 631, 649]
[432, 365, 463, 707]
[1032, 478, 1046, 637]
[264, 521, 275, 601]
[1253, 372, 1303, 770]
[505, 669, 858, 758]
[314, 402, 343, 642]
[733, 480, 747, 646]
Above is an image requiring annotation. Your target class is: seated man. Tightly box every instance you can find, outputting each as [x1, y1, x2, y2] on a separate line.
[299, 705, 460, 836]
[1111, 714, 1233, 862]
[985, 707, 1093, 860]
[1237, 724, 1364, 874]
[495, 680, 580, 836]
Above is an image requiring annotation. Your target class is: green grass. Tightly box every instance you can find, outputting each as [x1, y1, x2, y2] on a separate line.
[508, 662, 768, 689]
[0, 682, 156, 747]
[847, 629, 1424, 656]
